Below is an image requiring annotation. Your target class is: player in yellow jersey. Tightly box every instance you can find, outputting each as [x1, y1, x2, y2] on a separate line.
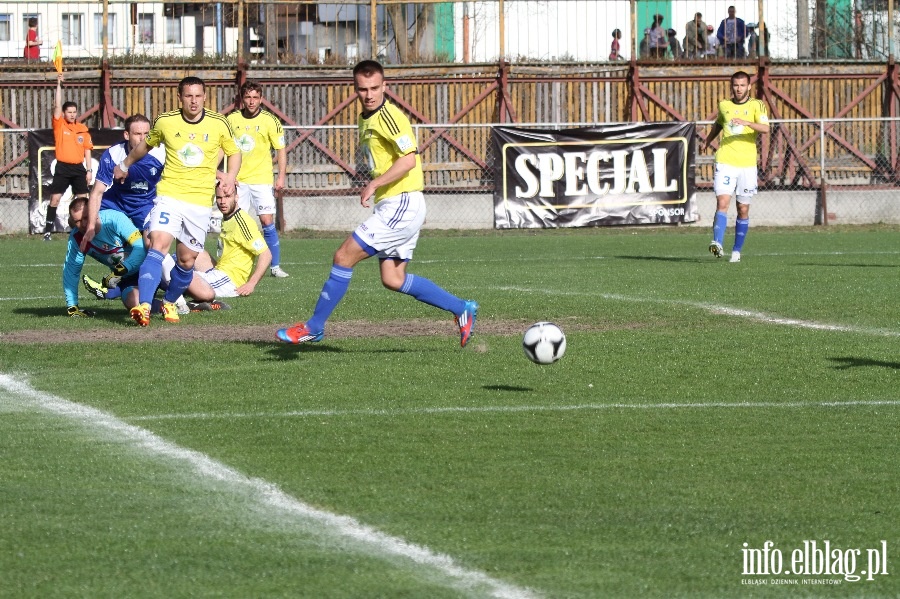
[114, 76, 241, 326]
[276, 60, 478, 347]
[192, 183, 272, 297]
[226, 81, 289, 278]
[701, 70, 769, 263]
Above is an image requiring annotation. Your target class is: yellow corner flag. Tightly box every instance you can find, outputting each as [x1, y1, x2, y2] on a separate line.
[52, 40, 63, 74]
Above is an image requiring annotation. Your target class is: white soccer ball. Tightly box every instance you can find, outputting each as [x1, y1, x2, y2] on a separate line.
[522, 322, 567, 364]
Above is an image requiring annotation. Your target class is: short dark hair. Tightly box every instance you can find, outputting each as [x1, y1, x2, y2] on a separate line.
[68, 196, 88, 214]
[731, 70, 752, 84]
[178, 76, 205, 95]
[28, 17, 38, 27]
[240, 80, 263, 97]
[612, 28, 621, 37]
[62, 101, 77, 112]
[124, 113, 150, 132]
[353, 60, 384, 80]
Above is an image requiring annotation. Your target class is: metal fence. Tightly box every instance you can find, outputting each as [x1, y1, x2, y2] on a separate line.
[2, 0, 899, 66]
[2, 117, 899, 235]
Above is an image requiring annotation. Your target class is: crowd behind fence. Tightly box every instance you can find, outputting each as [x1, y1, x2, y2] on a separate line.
[1, 118, 898, 235]
[1, 0, 900, 66]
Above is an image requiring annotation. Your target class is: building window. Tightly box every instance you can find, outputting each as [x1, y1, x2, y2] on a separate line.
[0, 15, 10, 42]
[165, 16, 182, 45]
[94, 13, 117, 47]
[22, 14, 38, 39]
[138, 13, 154, 44]
[61, 13, 83, 46]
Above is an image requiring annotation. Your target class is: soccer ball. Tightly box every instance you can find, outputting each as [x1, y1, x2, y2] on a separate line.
[522, 322, 566, 364]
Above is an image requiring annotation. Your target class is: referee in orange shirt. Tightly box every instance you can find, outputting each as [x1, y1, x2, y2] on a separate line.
[44, 73, 93, 241]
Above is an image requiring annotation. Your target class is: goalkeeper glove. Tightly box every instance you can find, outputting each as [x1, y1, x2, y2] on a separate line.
[102, 262, 129, 289]
[67, 305, 96, 318]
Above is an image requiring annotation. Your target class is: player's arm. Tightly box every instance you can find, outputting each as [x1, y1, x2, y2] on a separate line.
[274, 146, 286, 192]
[84, 147, 93, 185]
[113, 139, 150, 182]
[359, 151, 416, 208]
[120, 229, 147, 275]
[79, 178, 108, 251]
[701, 122, 723, 152]
[732, 107, 770, 134]
[219, 151, 241, 195]
[54, 74, 63, 118]
[235, 248, 272, 296]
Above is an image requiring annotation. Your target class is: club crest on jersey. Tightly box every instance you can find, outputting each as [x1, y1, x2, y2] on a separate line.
[236, 134, 255, 152]
[178, 143, 204, 167]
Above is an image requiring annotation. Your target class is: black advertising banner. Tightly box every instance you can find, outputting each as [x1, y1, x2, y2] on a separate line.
[27, 128, 122, 233]
[492, 122, 698, 228]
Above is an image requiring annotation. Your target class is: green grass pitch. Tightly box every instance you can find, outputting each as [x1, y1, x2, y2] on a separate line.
[0, 225, 897, 598]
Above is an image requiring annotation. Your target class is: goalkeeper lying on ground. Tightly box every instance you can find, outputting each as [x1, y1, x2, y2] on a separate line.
[82, 183, 271, 311]
[62, 196, 146, 317]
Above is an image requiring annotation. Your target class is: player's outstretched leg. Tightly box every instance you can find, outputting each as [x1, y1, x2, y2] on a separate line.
[276, 264, 352, 344]
[398, 274, 477, 347]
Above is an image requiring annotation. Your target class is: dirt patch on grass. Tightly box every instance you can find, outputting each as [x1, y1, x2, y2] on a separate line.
[0, 317, 633, 345]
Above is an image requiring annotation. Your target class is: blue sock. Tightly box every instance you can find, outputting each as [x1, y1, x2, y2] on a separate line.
[400, 274, 466, 316]
[712, 211, 728, 245]
[138, 250, 165, 305]
[733, 218, 750, 252]
[105, 287, 122, 300]
[164, 263, 193, 303]
[262, 223, 280, 267]
[306, 265, 353, 333]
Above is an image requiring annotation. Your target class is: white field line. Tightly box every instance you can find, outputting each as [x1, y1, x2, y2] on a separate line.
[498, 286, 900, 337]
[128, 399, 900, 423]
[0, 373, 540, 599]
[0, 296, 59, 302]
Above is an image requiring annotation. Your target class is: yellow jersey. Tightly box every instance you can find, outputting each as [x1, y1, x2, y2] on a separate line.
[217, 208, 268, 286]
[227, 109, 286, 185]
[358, 100, 424, 202]
[715, 97, 769, 168]
[147, 109, 240, 207]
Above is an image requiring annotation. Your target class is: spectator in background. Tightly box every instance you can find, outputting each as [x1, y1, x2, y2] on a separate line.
[640, 28, 651, 58]
[747, 23, 759, 58]
[668, 29, 683, 59]
[854, 10, 865, 59]
[610, 28, 623, 60]
[685, 12, 708, 59]
[24, 17, 42, 61]
[717, 6, 747, 58]
[707, 24, 720, 58]
[650, 15, 669, 59]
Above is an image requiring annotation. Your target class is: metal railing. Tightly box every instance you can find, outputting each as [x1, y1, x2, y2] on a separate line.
[1, 0, 898, 66]
[2, 118, 899, 234]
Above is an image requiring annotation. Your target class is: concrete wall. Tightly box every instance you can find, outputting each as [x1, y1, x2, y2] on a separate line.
[2, 189, 897, 235]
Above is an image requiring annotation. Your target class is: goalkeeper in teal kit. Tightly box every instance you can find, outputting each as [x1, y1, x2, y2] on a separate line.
[62, 197, 147, 317]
